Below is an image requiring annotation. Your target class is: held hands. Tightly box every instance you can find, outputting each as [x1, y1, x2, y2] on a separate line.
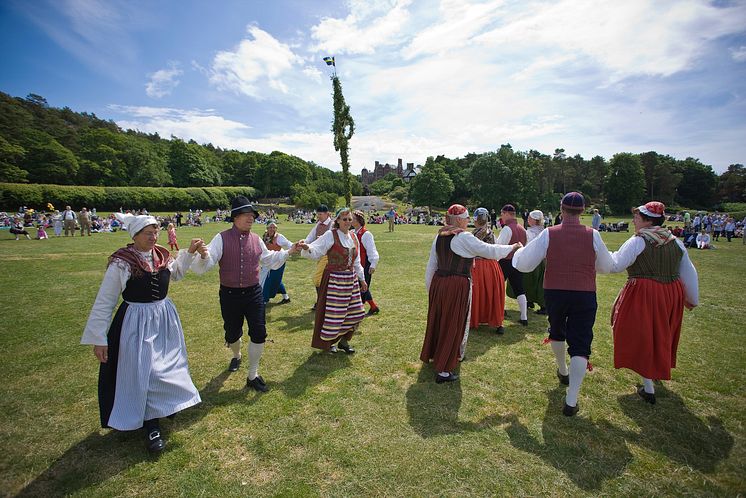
[93, 345, 108, 363]
[288, 241, 302, 255]
[512, 242, 523, 252]
[188, 238, 204, 254]
[295, 240, 310, 252]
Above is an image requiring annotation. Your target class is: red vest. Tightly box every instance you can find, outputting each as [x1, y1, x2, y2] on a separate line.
[356, 226, 368, 265]
[543, 219, 596, 291]
[504, 219, 527, 260]
[218, 226, 261, 288]
[264, 233, 281, 251]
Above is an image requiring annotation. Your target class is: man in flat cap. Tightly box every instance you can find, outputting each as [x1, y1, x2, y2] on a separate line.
[192, 196, 300, 392]
[513, 192, 613, 416]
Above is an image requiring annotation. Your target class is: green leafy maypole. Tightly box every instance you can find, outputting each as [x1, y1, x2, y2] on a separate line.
[327, 57, 355, 207]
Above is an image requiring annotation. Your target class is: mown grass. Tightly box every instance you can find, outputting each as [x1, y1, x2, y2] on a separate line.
[0, 219, 744, 497]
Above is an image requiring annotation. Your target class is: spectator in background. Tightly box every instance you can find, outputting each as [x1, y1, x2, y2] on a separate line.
[724, 217, 736, 242]
[62, 205, 77, 236]
[79, 207, 92, 236]
[591, 209, 602, 230]
[696, 229, 711, 249]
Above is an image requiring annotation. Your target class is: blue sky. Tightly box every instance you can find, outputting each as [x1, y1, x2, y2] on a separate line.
[1, 0, 745, 174]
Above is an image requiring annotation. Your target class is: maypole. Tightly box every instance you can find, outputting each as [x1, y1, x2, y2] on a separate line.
[325, 56, 354, 207]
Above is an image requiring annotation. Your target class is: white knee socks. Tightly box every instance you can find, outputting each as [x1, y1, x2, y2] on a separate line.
[248, 341, 264, 381]
[551, 341, 568, 376]
[642, 377, 655, 394]
[565, 356, 588, 407]
[229, 338, 242, 359]
[517, 294, 528, 320]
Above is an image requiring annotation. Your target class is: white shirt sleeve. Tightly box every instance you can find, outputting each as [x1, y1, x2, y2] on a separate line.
[352, 234, 365, 281]
[609, 235, 645, 273]
[593, 230, 614, 274]
[276, 234, 293, 249]
[191, 233, 223, 274]
[305, 225, 318, 244]
[301, 230, 335, 260]
[676, 239, 699, 306]
[512, 228, 549, 272]
[361, 231, 380, 269]
[168, 249, 197, 281]
[496, 225, 512, 245]
[451, 232, 515, 260]
[259, 237, 290, 270]
[81, 261, 130, 346]
[425, 236, 439, 292]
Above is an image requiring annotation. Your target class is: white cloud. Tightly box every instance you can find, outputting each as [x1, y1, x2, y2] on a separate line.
[731, 45, 746, 62]
[309, 0, 413, 55]
[209, 25, 304, 99]
[145, 62, 183, 98]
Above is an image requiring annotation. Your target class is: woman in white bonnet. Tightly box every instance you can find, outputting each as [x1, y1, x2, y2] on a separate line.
[81, 213, 205, 454]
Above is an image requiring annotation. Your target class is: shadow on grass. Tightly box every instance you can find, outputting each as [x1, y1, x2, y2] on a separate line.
[406, 366, 506, 437]
[616, 385, 733, 473]
[270, 308, 316, 334]
[462, 321, 532, 362]
[505, 386, 633, 491]
[280, 351, 352, 398]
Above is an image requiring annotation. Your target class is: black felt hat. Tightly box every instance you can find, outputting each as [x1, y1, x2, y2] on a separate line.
[226, 195, 259, 222]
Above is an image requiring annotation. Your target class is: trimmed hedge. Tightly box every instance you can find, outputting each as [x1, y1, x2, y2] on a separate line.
[0, 183, 258, 211]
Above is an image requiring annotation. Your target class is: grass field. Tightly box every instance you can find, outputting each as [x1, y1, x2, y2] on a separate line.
[1, 218, 744, 497]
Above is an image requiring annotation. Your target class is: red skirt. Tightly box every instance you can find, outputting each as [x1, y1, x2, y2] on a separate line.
[470, 258, 505, 328]
[611, 278, 685, 380]
[420, 274, 470, 372]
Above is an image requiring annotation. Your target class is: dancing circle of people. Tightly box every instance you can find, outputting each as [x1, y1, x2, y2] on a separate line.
[82, 193, 699, 453]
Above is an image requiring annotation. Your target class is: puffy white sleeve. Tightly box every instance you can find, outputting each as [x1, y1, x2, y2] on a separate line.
[425, 236, 439, 292]
[276, 234, 293, 249]
[168, 249, 197, 281]
[609, 235, 645, 273]
[352, 236, 365, 281]
[512, 229, 549, 272]
[496, 225, 512, 245]
[305, 225, 318, 244]
[81, 261, 130, 346]
[259, 237, 290, 270]
[451, 232, 515, 260]
[361, 231, 380, 269]
[676, 239, 699, 306]
[301, 229, 334, 261]
[593, 230, 614, 274]
[191, 233, 223, 274]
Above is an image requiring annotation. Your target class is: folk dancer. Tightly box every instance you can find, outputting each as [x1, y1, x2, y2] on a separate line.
[192, 196, 300, 392]
[497, 204, 529, 325]
[260, 221, 293, 305]
[608, 201, 699, 404]
[513, 193, 613, 416]
[305, 204, 333, 310]
[352, 210, 381, 315]
[469, 207, 507, 334]
[519, 210, 547, 315]
[421, 204, 521, 383]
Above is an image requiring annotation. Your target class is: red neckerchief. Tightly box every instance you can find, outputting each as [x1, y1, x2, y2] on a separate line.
[108, 244, 172, 277]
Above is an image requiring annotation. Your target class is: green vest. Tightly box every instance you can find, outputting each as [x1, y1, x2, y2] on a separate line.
[627, 238, 682, 283]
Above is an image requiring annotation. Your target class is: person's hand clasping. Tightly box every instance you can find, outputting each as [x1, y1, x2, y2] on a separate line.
[188, 238, 203, 254]
[94, 345, 108, 363]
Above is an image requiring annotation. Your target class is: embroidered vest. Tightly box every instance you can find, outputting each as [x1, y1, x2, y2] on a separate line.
[543, 220, 596, 291]
[326, 229, 357, 272]
[219, 227, 261, 288]
[263, 233, 282, 251]
[627, 239, 682, 283]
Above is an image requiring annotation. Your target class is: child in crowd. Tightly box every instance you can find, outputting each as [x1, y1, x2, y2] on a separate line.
[36, 224, 48, 240]
[167, 222, 179, 251]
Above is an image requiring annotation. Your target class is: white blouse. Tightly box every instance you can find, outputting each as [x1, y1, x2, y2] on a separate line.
[81, 249, 197, 346]
[425, 232, 515, 291]
[609, 235, 699, 306]
[301, 229, 365, 281]
[355, 229, 380, 269]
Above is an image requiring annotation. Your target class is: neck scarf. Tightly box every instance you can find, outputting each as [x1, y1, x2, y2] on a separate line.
[637, 226, 676, 247]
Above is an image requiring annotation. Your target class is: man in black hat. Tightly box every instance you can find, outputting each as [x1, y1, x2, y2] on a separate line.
[496, 204, 529, 325]
[305, 204, 332, 310]
[192, 196, 300, 392]
[512, 192, 613, 416]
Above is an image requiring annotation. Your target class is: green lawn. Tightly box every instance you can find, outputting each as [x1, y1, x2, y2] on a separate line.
[1, 221, 744, 497]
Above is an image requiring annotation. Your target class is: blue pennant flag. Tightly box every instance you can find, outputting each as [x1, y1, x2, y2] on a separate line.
[323, 56, 335, 67]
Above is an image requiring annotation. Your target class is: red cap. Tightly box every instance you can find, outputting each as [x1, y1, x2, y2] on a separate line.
[447, 204, 469, 218]
[637, 201, 665, 218]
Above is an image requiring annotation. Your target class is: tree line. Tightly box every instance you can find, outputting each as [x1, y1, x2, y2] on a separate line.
[0, 92, 360, 209]
[403, 145, 744, 214]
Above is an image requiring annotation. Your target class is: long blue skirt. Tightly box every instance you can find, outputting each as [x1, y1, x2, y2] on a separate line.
[262, 263, 287, 302]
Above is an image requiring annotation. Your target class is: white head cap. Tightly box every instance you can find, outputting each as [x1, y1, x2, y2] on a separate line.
[115, 213, 158, 240]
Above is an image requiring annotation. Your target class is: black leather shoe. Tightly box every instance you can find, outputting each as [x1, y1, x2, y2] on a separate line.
[280, 297, 291, 304]
[338, 343, 356, 354]
[562, 403, 579, 417]
[367, 308, 380, 315]
[637, 386, 656, 405]
[145, 429, 165, 453]
[435, 372, 459, 384]
[228, 357, 241, 372]
[247, 375, 269, 392]
[557, 370, 569, 385]
[535, 308, 547, 315]
[519, 319, 528, 326]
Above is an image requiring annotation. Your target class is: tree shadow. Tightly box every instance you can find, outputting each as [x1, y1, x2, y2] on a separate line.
[505, 386, 633, 491]
[14, 369, 247, 497]
[280, 351, 352, 398]
[269, 309, 316, 334]
[616, 385, 733, 473]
